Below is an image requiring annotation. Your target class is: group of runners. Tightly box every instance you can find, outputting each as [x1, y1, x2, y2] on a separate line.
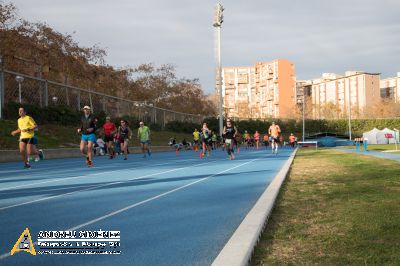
[11, 105, 295, 168]
[11, 106, 151, 168]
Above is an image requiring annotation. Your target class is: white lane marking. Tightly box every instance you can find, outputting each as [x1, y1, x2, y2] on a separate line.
[0, 156, 197, 176]
[0, 157, 259, 260]
[66, 158, 259, 231]
[0, 160, 215, 211]
[0, 159, 198, 192]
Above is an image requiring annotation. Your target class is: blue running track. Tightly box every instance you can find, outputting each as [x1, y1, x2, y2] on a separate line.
[0, 148, 294, 266]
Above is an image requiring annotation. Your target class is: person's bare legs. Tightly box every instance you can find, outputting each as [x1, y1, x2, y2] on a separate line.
[19, 141, 27, 164]
[87, 141, 94, 162]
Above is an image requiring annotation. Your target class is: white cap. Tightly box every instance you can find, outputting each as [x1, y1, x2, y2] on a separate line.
[82, 106, 91, 110]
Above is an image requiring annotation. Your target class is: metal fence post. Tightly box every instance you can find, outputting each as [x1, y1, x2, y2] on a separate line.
[102, 96, 106, 112]
[0, 69, 4, 119]
[163, 110, 166, 129]
[44, 80, 49, 107]
[89, 89, 93, 112]
[77, 90, 81, 110]
[65, 87, 70, 106]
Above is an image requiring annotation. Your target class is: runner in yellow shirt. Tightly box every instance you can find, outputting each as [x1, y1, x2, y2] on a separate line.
[11, 107, 38, 168]
[193, 128, 200, 152]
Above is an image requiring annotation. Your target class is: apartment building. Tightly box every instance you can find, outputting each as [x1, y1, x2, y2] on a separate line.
[218, 59, 296, 119]
[380, 73, 400, 103]
[309, 71, 380, 119]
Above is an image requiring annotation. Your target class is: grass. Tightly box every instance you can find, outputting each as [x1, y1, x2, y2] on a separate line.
[251, 148, 400, 265]
[0, 120, 192, 150]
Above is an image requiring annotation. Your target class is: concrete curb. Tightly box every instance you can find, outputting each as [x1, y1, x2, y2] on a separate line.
[212, 148, 298, 266]
[0, 146, 173, 163]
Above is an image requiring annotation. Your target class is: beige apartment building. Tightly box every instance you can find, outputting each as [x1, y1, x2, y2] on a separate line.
[380, 73, 400, 103]
[309, 71, 381, 119]
[218, 59, 296, 119]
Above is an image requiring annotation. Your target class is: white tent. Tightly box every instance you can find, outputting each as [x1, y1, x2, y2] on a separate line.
[378, 128, 397, 144]
[363, 128, 399, 144]
[363, 128, 380, 144]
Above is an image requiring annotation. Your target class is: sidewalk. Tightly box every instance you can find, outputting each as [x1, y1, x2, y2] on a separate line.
[335, 148, 400, 162]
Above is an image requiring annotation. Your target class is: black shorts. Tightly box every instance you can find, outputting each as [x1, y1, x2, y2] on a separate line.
[20, 138, 33, 144]
[104, 134, 114, 142]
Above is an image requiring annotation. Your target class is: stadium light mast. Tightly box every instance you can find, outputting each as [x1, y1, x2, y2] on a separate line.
[213, 3, 224, 136]
[348, 87, 352, 140]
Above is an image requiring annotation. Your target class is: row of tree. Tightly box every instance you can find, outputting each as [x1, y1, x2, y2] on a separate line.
[0, 2, 215, 115]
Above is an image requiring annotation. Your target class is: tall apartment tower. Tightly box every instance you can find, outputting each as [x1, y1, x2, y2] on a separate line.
[310, 71, 381, 119]
[380, 72, 400, 103]
[218, 59, 296, 119]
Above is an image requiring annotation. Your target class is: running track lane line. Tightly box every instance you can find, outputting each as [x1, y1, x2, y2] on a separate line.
[0, 159, 199, 192]
[0, 157, 259, 260]
[0, 160, 216, 211]
[0, 156, 199, 176]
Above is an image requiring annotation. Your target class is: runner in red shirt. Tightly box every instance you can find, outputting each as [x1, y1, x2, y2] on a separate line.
[254, 130, 261, 150]
[102, 116, 117, 159]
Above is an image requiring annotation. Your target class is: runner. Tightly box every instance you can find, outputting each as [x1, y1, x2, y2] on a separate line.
[211, 131, 218, 150]
[289, 133, 296, 148]
[200, 122, 212, 158]
[254, 130, 261, 150]
[29, 129, 44, 162]
[244, 130, 251, 149]
[118, 120, 132, 160]
[138, 121, 151, 158]
[222, 118, 237, 160]
[268, 121, 281, 154]
[102, 116, 117, 159]
[77, 106, 96, 167]
[263, 133, 269, 149]
[10, 107, 38, 168]
[193, 128, 200, 152]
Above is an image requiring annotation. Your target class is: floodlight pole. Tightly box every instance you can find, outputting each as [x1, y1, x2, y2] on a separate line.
[302, 86, 306, 142]
[213, 3, 224, 137]
[16, 75, 24, 104]
[348, 86, 352, 140]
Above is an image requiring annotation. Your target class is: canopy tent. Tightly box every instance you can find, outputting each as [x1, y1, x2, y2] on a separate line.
[362, 128, 380, 144]
[363, 128, 399, 144]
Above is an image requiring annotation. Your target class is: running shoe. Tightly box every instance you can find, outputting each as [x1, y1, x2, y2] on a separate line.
[38, 149, 45, 160]
[87, 160, 93, 167]
[124, 157, 127, 160]
[85, 156, 90, 164]
[34, 157, 40, 162]
[24, 163, 31, 169]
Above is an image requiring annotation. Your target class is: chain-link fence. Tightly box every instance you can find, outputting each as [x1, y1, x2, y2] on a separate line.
[0, 69, 204, 127]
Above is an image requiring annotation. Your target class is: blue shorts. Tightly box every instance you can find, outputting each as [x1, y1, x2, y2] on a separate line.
[140, 140, 149, 145]
[81, 133, 96, 143]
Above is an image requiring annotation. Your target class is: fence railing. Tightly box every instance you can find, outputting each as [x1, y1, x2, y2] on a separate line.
[0, 69, 204, 127]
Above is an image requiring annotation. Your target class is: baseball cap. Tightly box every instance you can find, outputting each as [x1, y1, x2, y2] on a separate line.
[83, 106, 91, 110]
[106, 116, 111, 120]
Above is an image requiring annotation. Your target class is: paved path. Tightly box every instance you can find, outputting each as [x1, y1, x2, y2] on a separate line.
[0, 148, 295, 265]
[336, 148, 400, 161]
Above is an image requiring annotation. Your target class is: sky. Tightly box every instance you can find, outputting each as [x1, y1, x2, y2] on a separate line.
[9, 0, 400, 94]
